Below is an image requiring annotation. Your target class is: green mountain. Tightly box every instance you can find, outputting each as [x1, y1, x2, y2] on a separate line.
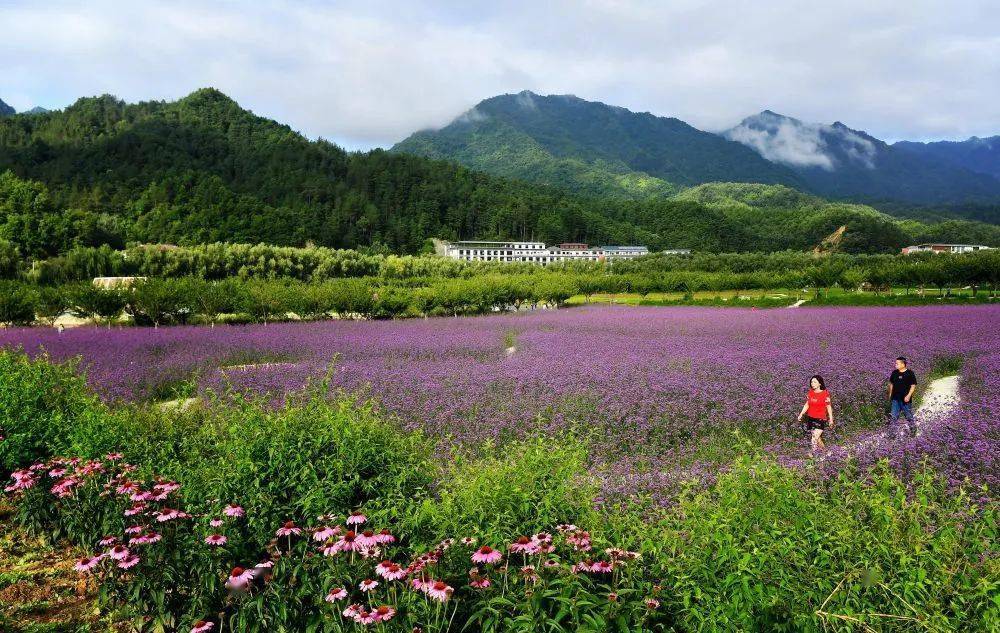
[392, 91, 803, 198]
[0, 99, 15, 117]
[894, 136, 1000, 180]
[725, 111, 1000, 210]
[1, 89, 996, 260]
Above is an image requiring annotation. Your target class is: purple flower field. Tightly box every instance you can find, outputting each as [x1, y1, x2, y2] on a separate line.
[3, 305, 997, 502]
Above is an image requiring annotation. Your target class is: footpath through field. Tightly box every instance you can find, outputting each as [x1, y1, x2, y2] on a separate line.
[827, 374, 960, 460]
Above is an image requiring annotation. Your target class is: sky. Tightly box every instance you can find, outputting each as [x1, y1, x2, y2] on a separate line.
[2, 0, 998, 151]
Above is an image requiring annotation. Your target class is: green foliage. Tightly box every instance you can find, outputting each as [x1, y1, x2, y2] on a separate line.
[0, 350, 104, 470]
[65, 283, 127, 327]
[0, 280, 36, 325]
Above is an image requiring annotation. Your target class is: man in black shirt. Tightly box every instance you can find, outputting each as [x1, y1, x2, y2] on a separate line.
[887, 356, 918, 437]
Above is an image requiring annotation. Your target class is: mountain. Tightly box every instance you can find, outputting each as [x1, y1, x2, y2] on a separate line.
[0, 99, 15, 117]
[724, 111, 1000, 208]
[1, 88, 996, 259]
[893, 136, 1000, 180]
[392, 91, 803, 198]
[24, 106, 49, 115]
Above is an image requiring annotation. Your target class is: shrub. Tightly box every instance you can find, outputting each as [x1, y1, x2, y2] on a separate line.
[0, 281, 36, 325]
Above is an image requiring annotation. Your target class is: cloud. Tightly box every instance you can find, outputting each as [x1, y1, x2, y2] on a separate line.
[0, 1, 998, 149]
[725, 115, 877, 170]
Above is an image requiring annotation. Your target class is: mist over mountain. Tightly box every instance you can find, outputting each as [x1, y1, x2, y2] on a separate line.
[392, 91, 803, 199]
[725, 111, 1000, 206]
[894, 136, 1000, 180]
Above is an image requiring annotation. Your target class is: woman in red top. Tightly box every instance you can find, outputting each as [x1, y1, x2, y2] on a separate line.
[797, 375, 834, 455]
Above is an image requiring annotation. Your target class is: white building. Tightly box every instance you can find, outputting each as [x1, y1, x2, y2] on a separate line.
[437, 240, 649, 264]
[901, 243, 993, 255]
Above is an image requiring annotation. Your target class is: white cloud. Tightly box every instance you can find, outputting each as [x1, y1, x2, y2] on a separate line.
[0, 0, 998, 149]
[725, 115, 877, 171]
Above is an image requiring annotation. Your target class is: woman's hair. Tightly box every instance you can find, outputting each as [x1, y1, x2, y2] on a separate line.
[810, 375, 826, 390]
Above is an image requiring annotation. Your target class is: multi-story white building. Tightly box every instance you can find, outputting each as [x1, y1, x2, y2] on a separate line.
[436, 240, 650, 264]
[901, 243, 993, 255]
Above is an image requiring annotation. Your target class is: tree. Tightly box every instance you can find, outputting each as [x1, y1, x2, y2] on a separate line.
[0, 281, 36, 326]
[128, 278, 191, 328]
[67, 283, 127, 328]
[34, 286, 67, 325]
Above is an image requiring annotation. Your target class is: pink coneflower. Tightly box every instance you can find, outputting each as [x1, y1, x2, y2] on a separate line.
[108, 545, 130, 561]
[438, 538, 455, 550]
[571, 562, 592, 574]
[130, 490, 153, 502]
[509, 536, 538, 555]
[191, 620, 214, 633]
[254, 560, 274, 569]
[373, 605, 396, 622]
[358, 578, 379, 592]
[226, 566, 254, 589]
[375, 560, 408, 581]
[556, 523, 578, 533]
[472, 546, 502, 565]
[607, 592, 618, 602]
[312, 526, 339, 542]
[155, 508, 182, 522]
[355, 530, 378, 549]
[469, 576, 491, 589]
[74, 555, 102, 573]
[325, 587, 348, 602]
[116, 480, 140, 495]
[346, 511, 366, 526]
[425, 580, 453, 602]
[209, 518, 223, 528]
[353, 608, 376, 625]
[118, 554, 140, 570]
[543, 559, 560, 569]
[105, 452, 124, 461]
[205, 534, 227, 546]
[335, 531, 358, 552]
[48, 467, 68, 478]
[343, 604, 362, 619]
[125, 525, 144, 535]
[320, 540, 338, 557]
[98, 535, 117, 547]
[130, 531, 162, 545]
[374, 529, 395, 544]
[460, 536, 477, 546]
[645, 598, 660, 609]
[275, 521, 301, 537]
[5, 469, 37, 492]
[223, 504, 244, 517]
[124, 503, 146, 517]
[590, 560, 614, 573]
[153, 481, 180, 494]
[566, 530, 592, 552]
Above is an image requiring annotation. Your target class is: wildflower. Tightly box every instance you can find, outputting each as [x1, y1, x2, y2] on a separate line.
[124, 503, 146, 517]
[469, 576, 491, 589]
[106, 452, 124, 461]
[460, 536, 477, 546]
[543, 559, 560, 569]
[155, 508, 182, 522]
[510, 536, 538, 555]
[98, 535, 118, 547]
[153, 481, 180, 494]
[343, 604, 362, 619]
[320, 540, 338, 557]
[425, 580, 453, 602]
[373, 605, 396, 622]
[346, 510, 366, 526]
[438, 538, 455, 550]
[334, 531, 358, 552]
[223, 504, 245, 517]
[48, 467, 68, 478]
[375, 560, 408, 581]
[325, 587, 348, 602]
[118, 554, 141, 570]
[356, 530, 379, 549]
[275, 521, 302, 537]
[125, 525, 144, 535]
[5, 469, 37, 492]
[74, 555, 102, 573]
[226, 566, 254, 590]
[353, 608, 376, 625]
[472, 546, 502, 565]
[571, 562, 591, 574]
[374, 529, 396, 544]
[108, 545, 131, 561]
[313, 526, 339, 542]
[520, 565, 539, 581]
[607, 592, 618, 602]
[130, 531, 162, 545]
[645, 598, 660, 609]
[590, 560, 614, 574]
[254, 560, 274, 569]
[191, 621, 214, 633]
[209, 518, 224, 528]
[205, 534, 227, 546]
[359, 579, 379, 592]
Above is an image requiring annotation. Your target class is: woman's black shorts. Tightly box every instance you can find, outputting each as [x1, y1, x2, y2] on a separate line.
[804, 416, 828, 431]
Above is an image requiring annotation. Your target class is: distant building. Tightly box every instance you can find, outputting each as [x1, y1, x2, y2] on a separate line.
[436, 240, 649, 264]
[93, 276, 146, 288]
[661, 248, 692, 255]
[901, 243, 993, 255]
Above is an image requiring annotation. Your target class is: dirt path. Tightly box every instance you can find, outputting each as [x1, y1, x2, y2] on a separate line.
[788, 299, 807, 308]
[826, 375, 960, 459]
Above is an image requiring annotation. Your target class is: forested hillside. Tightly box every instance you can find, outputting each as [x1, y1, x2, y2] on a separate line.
[1, 89, 997, 259]
[392, 90, 803, 197]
